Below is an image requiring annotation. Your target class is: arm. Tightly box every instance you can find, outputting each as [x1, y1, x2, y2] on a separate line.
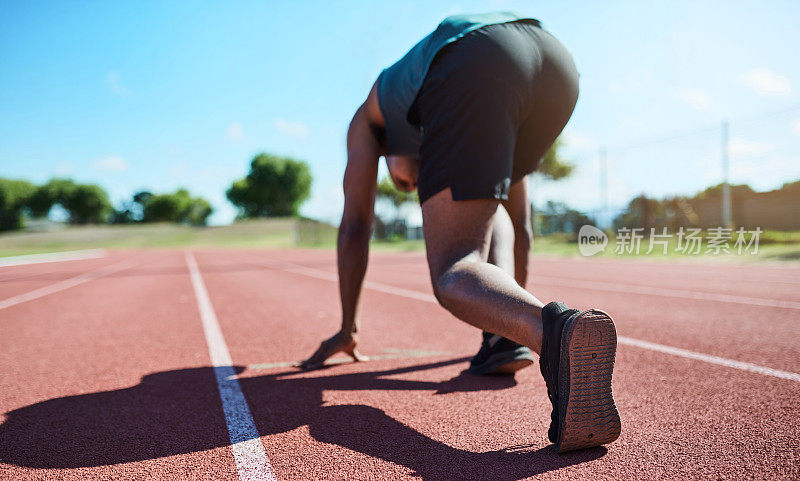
[502, 177, 532, 288]
[337, 94, 383, 336]
[297, 83, 385, 369]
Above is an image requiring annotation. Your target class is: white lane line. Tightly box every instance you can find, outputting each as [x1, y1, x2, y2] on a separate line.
[532, 275, 800, 311]
[618, 336, 800, 382]
[267, 259, 800, 383]
[0, 256, 141, 311]
[280, 263, 436, 303]
[0, 248, 107, 267]
[371, 261, 800, 310]
[185, 252, 276, 481]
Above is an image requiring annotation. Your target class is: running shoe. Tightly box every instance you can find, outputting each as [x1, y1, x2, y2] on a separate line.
[468, 331, 534, 375]
[539, 301, 621, 452]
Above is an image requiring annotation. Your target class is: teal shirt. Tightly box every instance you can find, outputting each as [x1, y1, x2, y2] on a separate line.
[377, 11, 537, 156]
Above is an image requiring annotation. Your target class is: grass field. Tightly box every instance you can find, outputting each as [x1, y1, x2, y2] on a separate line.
[0, 219, 305, 257]
[1, 219, 798, 262]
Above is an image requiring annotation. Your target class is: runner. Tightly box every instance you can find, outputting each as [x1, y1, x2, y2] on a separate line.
[298, 11, 621, 452]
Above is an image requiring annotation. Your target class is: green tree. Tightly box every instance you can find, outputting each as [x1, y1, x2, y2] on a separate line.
[376, 176, 417, 208]
[227, 153, 312, 217]
[26, 178, 77, 217]
[109, 206, 136, 224]
[24, 178, 110, 224]
[613, 194, 665, 232]
[374, 176, 417, 240]
[143, 190, 190, 223]
[538, 138, 573, 180]
[696, 182, 754, 198]
[530, 138, 574, 235]
[0, 178, 37, 231]
[62, 184, 112, 224]
[133, 191, 153, 206]
[109, 190, 153, 224]
[183, 196, 213, 226]
[539, 201, 595, 235]
[142, 189, 213, 226]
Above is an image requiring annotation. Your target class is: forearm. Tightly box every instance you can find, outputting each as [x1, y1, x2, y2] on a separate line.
[337, 220, 371, 333]
[336, 93, 383, 333]
[513, 227, 532, 288]
[504, 177, 532, 288]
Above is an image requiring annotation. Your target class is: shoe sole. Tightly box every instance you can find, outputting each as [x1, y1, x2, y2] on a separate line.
[556, 309, 621, 453]
[491, 358, 534, 374]
[468, 349, 535, 375]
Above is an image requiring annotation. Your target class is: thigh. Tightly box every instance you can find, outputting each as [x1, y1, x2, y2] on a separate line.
[421, 187, 500, 282]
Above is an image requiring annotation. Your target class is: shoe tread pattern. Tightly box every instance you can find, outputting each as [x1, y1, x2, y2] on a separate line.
[556, 309, 621, 453]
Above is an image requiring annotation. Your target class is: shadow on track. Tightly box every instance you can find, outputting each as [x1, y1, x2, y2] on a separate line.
[0, 358, 605, 479]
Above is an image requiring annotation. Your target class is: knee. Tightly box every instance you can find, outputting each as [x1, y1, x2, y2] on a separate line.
[432, 263, 470, 309]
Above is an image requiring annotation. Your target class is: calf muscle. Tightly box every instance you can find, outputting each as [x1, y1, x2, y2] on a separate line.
[422, 188, 545, 353]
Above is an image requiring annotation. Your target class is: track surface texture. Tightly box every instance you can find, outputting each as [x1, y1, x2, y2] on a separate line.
[1, 249, 798, 480]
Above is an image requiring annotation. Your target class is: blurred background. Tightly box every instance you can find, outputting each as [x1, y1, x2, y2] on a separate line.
[1, 1, 799, 258]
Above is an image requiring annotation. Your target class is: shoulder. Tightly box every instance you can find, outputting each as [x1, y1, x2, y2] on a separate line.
[360, 79, 385, 128]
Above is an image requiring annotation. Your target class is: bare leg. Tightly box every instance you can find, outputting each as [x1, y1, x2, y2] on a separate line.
[422, 188, 545, 353]
[487, 206, 514, 276]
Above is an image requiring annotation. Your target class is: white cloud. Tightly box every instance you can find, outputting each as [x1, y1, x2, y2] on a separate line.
[227, 122, 244, 141]
[93, 155, 129, 172]
[675, 88, 711, 111]
[792, 119, 800, 136]
[740, 68, 791, 96]
[273, 118, 310, 138]
[728, 138, 769, 158]
[105, 71, 131, 96]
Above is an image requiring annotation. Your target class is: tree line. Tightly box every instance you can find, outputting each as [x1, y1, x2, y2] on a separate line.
[0, 153, 313, 232]
[612, 179, 800, 232]
[0, 178, 213, 232]
[0, 178, 112, 231]
[1, 141, 574, 234]
[111, 189, 213, 226]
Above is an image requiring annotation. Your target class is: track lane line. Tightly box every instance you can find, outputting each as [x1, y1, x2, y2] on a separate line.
[185, 251, 276, 481]
[337, 259, 800, 309]
[0, 254, 142, 311]
[259, 258, 800, 383]
[0, 248, 107, 267]
[531, 275, 800, 311]
[618, 336, 800, 382]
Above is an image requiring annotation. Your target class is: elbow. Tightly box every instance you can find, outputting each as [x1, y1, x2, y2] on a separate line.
[515, 223, 533, 246]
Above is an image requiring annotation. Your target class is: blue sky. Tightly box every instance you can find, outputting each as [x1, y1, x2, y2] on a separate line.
[2, 1, 799, 225]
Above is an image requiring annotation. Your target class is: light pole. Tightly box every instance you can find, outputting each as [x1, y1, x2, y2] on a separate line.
[721, 121, 731, 227]
[600, 148, 608, 228]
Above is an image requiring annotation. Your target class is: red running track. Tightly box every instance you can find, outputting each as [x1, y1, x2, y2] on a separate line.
[0, 249, 798, 480]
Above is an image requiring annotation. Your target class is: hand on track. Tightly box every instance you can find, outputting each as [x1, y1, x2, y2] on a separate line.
[294, 331, 368, 370]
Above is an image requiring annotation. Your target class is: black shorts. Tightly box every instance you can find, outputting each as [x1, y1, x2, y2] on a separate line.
[409, 20, 579, 204]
